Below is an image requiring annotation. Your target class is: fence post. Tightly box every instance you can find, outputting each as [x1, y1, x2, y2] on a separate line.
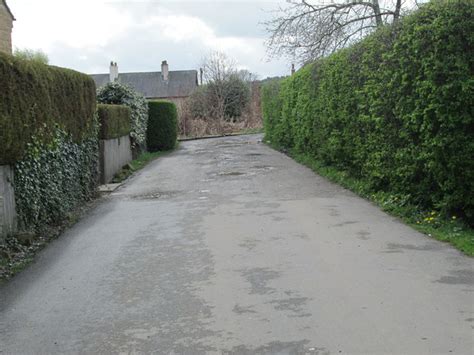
[0, 165, 17, 240]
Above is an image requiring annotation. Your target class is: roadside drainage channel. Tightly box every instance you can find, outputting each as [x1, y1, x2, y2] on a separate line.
[98, 183, 122, 193]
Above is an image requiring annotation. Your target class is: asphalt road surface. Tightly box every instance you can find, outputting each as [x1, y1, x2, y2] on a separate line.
[1, 135, 473, 354]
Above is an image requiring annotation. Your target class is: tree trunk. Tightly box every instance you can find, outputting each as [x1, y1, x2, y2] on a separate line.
[372, 0, 383, 26]
[394, 0, 402, 21]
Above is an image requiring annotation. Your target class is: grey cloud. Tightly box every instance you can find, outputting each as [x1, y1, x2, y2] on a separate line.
[111, 1, 280, 38]
[48, 22, 289, 79]
[36, 0, 291, 78]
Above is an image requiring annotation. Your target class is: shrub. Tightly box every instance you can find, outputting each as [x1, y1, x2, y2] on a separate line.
[13, 48, 49, 65]
[96, 82, 148, 148]
[188, 75, 251, 122]
[213, 75, 251, 119]
[97, 104, 131, 140]
[188, 85, 209, 119]
[147, 101, 178, 151]
[262, 1, 474, 224]
[0, 52, 96, 164]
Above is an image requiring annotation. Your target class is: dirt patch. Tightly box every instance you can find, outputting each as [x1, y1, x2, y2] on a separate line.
[232, 304, 257, 314]
[130, 190, 181, 200]
[217, 171, 245, 177]
[240, 267, 281, 295]
[386, 242, 445, 252]
[435, 269, 474, 285]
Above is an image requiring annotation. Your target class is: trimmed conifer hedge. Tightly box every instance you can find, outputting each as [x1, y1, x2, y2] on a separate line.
[147, 101, 178, 151]
[0, 52, 96, 164]
[97, 104, 131, 140]
[0, 53, 99, 232]
[262, 1, 474, 224]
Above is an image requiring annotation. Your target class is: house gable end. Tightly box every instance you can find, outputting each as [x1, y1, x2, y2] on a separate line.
[1, 0, 15, 21]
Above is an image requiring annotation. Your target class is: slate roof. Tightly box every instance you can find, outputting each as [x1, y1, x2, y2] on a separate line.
[90, 70, 198, 99]
[2, 0, 15, 20]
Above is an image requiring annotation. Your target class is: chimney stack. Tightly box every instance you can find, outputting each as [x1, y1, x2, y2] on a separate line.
[109, 61, 118, 82]
[161, 60, 169, 81]
[291, 63, 295, 76]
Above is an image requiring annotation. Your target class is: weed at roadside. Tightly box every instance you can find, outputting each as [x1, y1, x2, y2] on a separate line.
[111, 146, 177, 183]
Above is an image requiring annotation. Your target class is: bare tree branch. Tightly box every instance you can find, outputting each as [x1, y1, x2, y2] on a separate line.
[264, 0, 421, 64]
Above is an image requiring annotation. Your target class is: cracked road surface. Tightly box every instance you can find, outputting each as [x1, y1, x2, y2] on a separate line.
[1, 135, 473, 354]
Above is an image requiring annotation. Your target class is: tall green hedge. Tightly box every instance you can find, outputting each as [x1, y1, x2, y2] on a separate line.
[0, 53, 99, 232]
[147, 101, 178, 151]
[262, 1, 474, 224]
[97, 104, 131, 140]
[0, 52, 96, 164]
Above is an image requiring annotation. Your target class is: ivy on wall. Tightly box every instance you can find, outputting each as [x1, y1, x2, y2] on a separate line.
[14, 120, 99, 232]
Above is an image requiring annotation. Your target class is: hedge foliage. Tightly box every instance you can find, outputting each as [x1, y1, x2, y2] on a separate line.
[0, 52, 96, 164]
[0, 53, 99, 232]
[97, 82, 148, 148]
[262, 1, 474, 224]
[147, 101, 178, 151]
[97, 104, 131, 140]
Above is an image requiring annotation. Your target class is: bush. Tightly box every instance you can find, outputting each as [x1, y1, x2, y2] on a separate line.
[187, 86, 209, 119]
[147, 101, 178, 151]
[187, 75, 251, 122]
[97, 104, 131, 140]
[0, 52, 96, 164]
[13, 48, 49, 65]
[262, 1, 474, 224]
[97, 82, 148, 148]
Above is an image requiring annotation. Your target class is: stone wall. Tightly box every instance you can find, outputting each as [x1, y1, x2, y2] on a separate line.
[99, 135, 133, 184]
[0, 2, 13, 54]
[0, 166, 16, 240]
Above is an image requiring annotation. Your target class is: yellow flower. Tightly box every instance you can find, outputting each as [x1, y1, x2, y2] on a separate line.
[452, 216, 457, 220]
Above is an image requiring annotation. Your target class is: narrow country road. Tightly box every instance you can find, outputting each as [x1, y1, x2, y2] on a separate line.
[0, 135, 473, 354]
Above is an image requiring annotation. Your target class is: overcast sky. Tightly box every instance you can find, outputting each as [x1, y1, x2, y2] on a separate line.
[8, 0, 291, 79]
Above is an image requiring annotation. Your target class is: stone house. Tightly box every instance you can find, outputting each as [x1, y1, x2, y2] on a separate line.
[0, 0, 14, 54]
[91, 61, 199, 116]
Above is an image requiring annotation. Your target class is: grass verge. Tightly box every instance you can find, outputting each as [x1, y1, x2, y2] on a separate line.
[275, 146, 474, 256]
[235, 127, 264, 135]
[111, 149, 172, 183]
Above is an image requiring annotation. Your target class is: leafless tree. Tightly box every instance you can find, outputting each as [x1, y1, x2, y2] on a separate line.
[201, 51, 238, 83]
[236, 69, 259, 83]
[265, 0, 423, 63]
[198, 52, 253, 131]
[181, 53, 261, 137]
